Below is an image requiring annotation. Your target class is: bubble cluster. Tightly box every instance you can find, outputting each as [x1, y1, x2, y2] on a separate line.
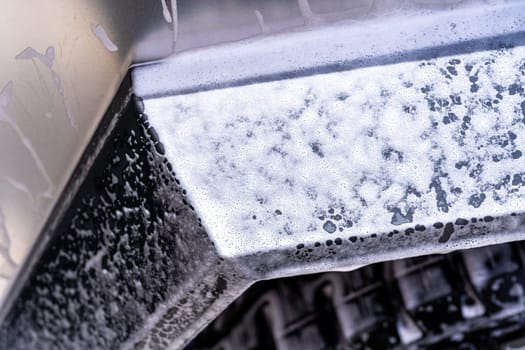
[144, 45, 525, 256]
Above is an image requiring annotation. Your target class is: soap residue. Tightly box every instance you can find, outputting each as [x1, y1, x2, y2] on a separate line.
[6, 177, 45, 217]
[7, 178, 34, 203]
[160, 0, 173, 23]
[254, 10, 269, 34]
[0, 81, 14, 112]
[15, 47, 54, 68]
[143, 46, 525, 257]
[90, 24, 119, 52]
[0, 80, 56, 199]
[15, 46, 77, 130]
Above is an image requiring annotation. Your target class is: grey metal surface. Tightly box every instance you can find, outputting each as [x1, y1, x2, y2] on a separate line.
[3, 69, 524, 349]
[0, 79, 252, 350]
[0, 0, 175, 303]
[2, 1, 525, 350]
[173, 0, 503, 54]
[132, 1, 525, 348]
[174, 0, 374, 52]
[135, 0, 525, 98]
[134, 1, 525, 265]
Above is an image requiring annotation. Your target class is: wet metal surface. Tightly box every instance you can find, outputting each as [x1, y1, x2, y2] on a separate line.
[1, 1, 525, 350]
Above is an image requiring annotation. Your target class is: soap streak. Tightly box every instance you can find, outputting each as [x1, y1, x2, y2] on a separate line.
[0, 209, 17, 278]
[91, 24, 119, 52]
[161, 0, 173, 23]
[0, 81, 56, 199]
[15, 46, 78, 130]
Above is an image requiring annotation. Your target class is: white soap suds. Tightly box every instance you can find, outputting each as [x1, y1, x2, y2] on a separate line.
[160, 0, 173, 23]
[15, 46, 78, 130]
[84, 248, 106, 272]
[143, 46, 525, 257]
[91, 24, 119, 52]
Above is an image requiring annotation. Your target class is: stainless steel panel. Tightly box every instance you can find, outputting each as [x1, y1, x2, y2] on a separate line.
[0, 0, 175, 302]
[132, 1, 525, 348]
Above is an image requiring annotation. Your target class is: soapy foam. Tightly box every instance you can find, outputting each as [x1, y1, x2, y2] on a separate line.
[144, 46, 525, 257]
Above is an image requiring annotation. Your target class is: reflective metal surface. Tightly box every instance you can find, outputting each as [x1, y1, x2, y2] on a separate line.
[0, 0, 174, 302]
[131, 1, 525, 348]
[2, 0, 525, 349]
[0, 88, 247, 349]
[172, 0, 506, 53]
